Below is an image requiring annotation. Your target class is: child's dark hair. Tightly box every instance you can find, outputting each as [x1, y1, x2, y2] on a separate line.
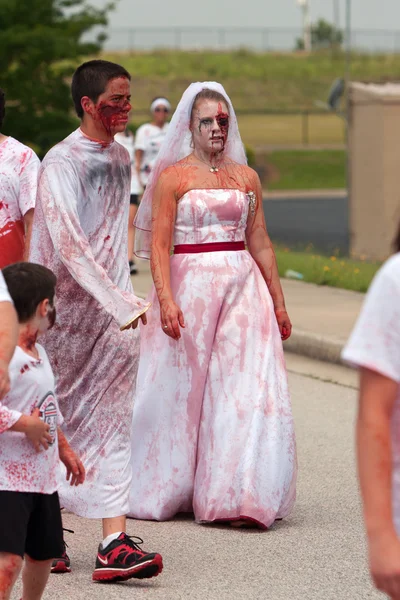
[0, 88, 5, 129]
[2, 263, 57, 323]
[71, 59, 131, 119]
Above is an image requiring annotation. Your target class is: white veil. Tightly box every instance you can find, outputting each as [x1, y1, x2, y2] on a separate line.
[134, 81, 247, 259]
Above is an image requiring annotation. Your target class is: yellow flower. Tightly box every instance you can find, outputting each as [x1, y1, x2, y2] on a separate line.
[330, 256, 337, 262]
[354, 268, 360, 274]
[323, 266, 330, 272]
[340, 261, 345, 266]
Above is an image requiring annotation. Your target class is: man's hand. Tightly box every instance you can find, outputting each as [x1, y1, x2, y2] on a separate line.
[275, 308, 292, 341]
[21, 409, 52, 452]
[58, 430, 85, 486]
[121, 311, 148, 331]
[0, 358, 10, 400]
[369, 530, 400, 599]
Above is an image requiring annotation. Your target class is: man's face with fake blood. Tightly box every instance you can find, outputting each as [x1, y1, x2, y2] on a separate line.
[82, 76, 132, 136]
[191, 99, 230, 154]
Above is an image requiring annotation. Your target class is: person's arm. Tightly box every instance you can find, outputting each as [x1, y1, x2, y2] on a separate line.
[23, 208, 34, 261]
[135, 149, 144, 185]
[8, 409, 52, 452]
[37, 162, 149, 328]
[150, 169, 184, 340]
[0, 298, 18, 400]
[58, 428, 85, 487]
[19, 149, 39, 261]
[245, 170, 291, 340]
[357, 367, 400, 598]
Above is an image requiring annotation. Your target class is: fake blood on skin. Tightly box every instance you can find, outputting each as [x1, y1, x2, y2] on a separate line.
[96, 102, 130, 137]
[215, 103, 229, 146]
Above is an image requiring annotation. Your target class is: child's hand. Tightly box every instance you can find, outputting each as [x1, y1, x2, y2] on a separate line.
[58, 430, 85, 486]
[23, 409, 53, 452]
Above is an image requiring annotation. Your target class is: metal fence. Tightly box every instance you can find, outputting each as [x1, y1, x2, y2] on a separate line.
[91, 26, 400, 53]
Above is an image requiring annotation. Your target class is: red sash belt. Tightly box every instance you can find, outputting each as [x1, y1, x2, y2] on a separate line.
[174, 241, 245, 254]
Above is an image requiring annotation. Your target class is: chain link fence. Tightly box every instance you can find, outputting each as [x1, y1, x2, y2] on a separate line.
[93, 26, 400, 53]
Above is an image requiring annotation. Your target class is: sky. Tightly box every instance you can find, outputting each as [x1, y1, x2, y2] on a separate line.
[91, 0, 400, 31]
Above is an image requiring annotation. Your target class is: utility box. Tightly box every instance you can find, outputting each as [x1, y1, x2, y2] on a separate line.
[349, 82, 400, 261]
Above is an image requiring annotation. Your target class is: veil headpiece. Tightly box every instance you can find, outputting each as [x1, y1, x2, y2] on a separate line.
[134, 81, 247, 258]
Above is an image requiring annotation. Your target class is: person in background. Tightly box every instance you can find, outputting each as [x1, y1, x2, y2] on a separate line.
[0, 89, 40, 268]
[342, 225, 400, 600]
[0, 270, 18, 400]
[134, 97, 170, 191]
[115, 128, 141, 275]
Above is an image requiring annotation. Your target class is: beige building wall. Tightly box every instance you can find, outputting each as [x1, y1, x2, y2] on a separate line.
[349, 83, 400, 261]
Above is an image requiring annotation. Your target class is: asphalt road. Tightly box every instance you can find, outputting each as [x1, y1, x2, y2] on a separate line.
[11, 355, 380, 600]
[264, 193, 349, 255]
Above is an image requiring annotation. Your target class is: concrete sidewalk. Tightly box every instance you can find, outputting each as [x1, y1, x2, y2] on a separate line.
[132, 258, 365, 366]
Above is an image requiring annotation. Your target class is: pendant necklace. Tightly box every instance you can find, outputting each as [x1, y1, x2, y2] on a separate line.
[195, 153, 222, 174]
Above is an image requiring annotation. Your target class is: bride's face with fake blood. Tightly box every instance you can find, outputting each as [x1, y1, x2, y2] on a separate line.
[84, 76, 132, 136]
[190, 99, 230, 155]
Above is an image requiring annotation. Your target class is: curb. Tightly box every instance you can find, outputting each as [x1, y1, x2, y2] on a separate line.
[284, 329, 347, 366]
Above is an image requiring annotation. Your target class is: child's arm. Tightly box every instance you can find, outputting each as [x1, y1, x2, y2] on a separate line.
[58, 429, 85, 487]
[8, 408, 52, 452]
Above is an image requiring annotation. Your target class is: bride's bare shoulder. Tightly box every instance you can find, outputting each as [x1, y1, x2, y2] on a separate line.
[160, 155, 193, 178]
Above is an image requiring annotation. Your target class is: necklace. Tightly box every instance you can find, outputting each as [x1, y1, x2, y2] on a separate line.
[194, 153, 222, 174]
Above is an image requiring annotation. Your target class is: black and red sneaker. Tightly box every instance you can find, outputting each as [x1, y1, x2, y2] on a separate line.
[92, 533, 163, 583]
[51, 528, 73, 574]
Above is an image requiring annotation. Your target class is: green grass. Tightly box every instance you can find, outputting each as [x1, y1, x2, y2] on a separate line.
[263, 150, 346, 190]
[101, 49, 400, 112]
[275, 245, 380, 292]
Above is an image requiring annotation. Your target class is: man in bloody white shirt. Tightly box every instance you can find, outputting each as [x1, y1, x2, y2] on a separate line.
[29, 59, 163, 584]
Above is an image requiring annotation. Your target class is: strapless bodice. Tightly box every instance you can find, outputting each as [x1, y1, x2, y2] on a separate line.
[174, 188, 249, 246]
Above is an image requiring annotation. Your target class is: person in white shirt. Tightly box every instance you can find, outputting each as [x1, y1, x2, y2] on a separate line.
[342, 229, 400, 599]
[114, 129, 141, 275]
[0, 262, 84, 600]
[134, 97, 170, 190]
[0, 271, 18, 399]
[0, 89, 40, 268]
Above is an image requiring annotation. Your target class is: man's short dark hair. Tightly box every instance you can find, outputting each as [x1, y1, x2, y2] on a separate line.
[71, 60, 131, 119]
[0, 88, 5, 129]
[2, 263, 57, 323]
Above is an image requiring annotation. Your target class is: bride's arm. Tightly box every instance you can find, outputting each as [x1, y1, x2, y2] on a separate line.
[245, 170, 292, 341]
[151, 169, 185, 340]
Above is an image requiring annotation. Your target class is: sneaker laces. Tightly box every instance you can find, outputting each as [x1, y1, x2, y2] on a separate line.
[123, 534, 145, 553]
[62, 528, 74, 551]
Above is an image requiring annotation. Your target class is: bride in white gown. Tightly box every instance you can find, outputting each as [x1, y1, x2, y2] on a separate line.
[128, 82, 297, 528]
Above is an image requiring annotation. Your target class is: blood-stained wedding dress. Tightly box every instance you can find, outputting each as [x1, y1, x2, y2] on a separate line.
[128, 83, 297, 528]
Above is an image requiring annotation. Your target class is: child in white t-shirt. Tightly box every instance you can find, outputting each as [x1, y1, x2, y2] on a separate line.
[342, 247, 400, 598]
[0, 262, 85, 600]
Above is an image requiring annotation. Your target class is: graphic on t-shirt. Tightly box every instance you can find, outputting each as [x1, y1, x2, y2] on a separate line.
[37, 392, 58, 445]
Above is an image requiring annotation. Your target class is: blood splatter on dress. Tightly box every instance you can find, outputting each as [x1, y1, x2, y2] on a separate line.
[128, 188, 297, 528]
[30, 128, 149, 518]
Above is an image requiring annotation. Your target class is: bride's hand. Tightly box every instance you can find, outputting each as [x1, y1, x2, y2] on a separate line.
[160, 299, 185, 340]
[275, 308, 292, 341]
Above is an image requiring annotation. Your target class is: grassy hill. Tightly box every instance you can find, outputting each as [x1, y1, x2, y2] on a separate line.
[101, 49, 400, 112]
